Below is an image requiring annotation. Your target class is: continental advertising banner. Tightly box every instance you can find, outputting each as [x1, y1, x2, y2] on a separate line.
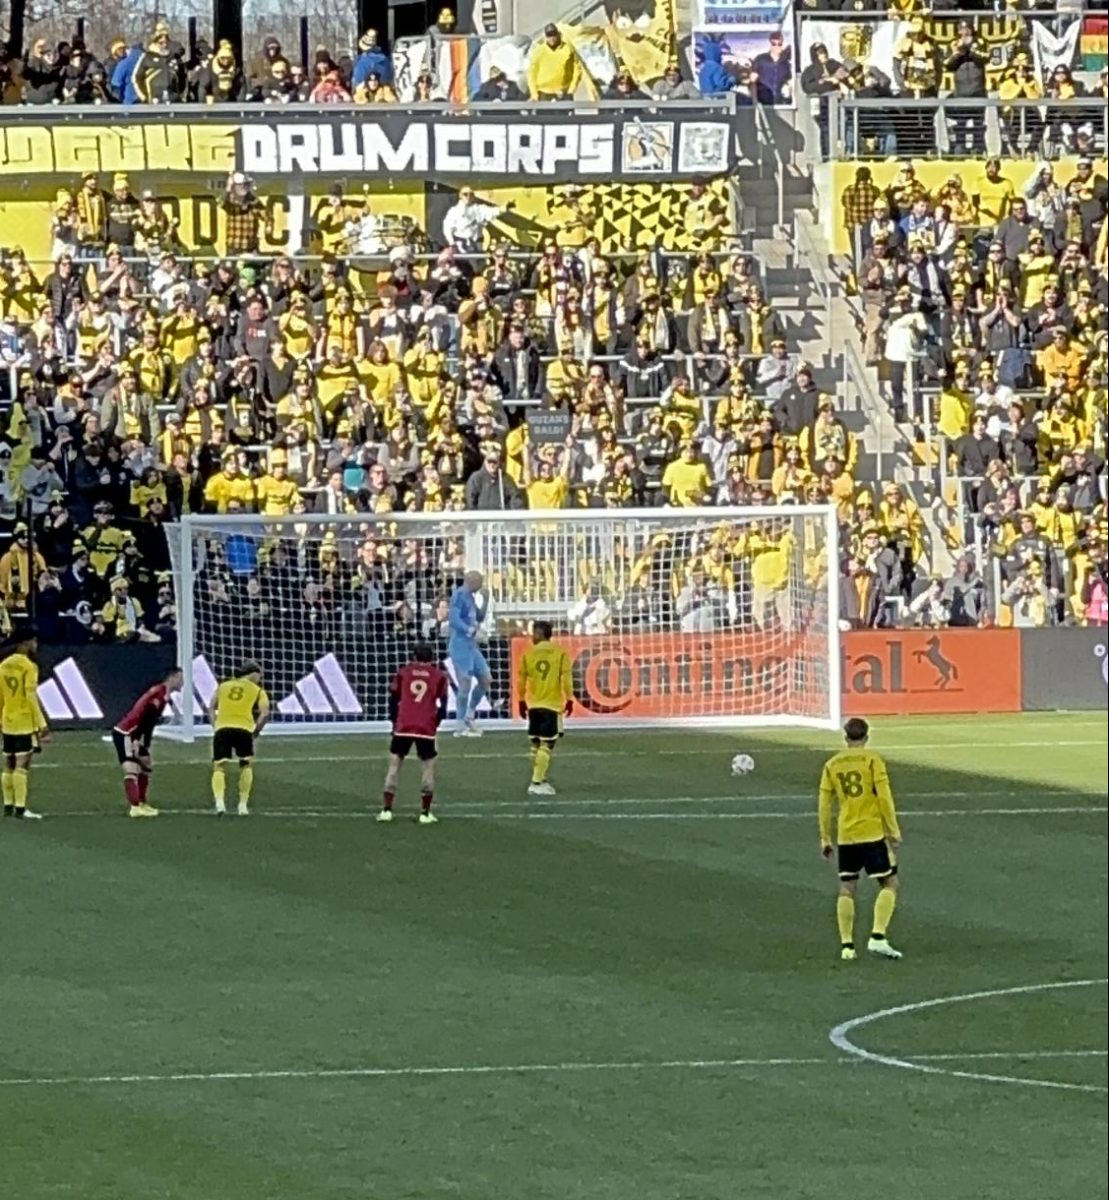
[0, 111, 735, 183]
[29, 627, 1101, 733]
[510, 629, 1024, 719]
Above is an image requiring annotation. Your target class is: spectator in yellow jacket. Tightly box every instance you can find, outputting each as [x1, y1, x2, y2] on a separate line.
[527, 25, 582, 100]
[0, 526, 46, 613]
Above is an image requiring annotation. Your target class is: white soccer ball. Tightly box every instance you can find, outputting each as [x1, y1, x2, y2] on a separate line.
[731, 753, 755, 777]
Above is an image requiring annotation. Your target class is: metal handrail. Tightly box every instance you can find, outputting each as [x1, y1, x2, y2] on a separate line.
[830, 94, 1108, 162]
[754, 102, 786, 232]
[0, 97, 738, 122]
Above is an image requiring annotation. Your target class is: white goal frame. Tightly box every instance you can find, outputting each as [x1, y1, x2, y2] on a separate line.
[164, 505, 841, 741]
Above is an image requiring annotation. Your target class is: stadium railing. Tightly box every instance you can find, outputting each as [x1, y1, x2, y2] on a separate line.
[828, 96, 1107, 161]
[0, 97, 739, 120]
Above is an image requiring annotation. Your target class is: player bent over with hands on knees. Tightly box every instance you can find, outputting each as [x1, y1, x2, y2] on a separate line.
[210, 661, 270, 816]
[517, 620, 574, 797]
[113, 666, 185, 817]
[819, 717, 903, 962]
[449, 569, 492, 737]
[380, 643, 448, 825]
[0, 624, 50, 820]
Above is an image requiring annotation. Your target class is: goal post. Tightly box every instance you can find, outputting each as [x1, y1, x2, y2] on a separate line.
[162, 505, 841, 741]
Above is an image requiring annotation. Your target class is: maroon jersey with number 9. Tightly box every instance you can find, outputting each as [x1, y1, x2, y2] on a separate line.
[391, 663, 448, 739]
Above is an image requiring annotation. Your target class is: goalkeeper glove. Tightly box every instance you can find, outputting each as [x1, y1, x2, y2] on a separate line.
[517, 701, 528, 719]
[563, 700, 574, 717]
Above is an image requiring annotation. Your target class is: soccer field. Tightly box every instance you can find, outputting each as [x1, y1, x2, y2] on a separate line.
[2, 712, 1106, 1200]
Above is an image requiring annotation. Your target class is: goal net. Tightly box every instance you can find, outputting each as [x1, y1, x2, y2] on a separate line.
[162, 506, 841, 740]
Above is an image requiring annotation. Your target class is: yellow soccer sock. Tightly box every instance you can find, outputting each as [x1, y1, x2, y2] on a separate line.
[872, 888, 897, 937]
[532, 744, 552, 784]
[212, 765, 226, 803]
[238, 765, 254, 804]
[836, 894, 855, 946]
[12, 767, 28, 811]
[1, 769, 13, 807]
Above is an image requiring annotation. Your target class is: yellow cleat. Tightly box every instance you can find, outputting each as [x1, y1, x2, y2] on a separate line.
[129, 804, 159, 819]
[840, 946, 857, 962]
[417, 811, 439, 826]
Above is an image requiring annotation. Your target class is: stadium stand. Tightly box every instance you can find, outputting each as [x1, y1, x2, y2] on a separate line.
[0, 0, 1105, 656]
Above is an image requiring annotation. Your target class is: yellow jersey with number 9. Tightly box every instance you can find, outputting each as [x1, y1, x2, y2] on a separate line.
[0, 653, 46, 736]
[214, 679, 269, 732]
[518, 640, 573, 712]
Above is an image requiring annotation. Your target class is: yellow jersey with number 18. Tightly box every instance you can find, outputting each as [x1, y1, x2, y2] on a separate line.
[214, 679, 269, 732]
[818, 748, 901, 847]
[0, 652, 46, 736]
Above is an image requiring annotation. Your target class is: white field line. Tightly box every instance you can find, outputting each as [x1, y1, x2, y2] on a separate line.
[0, 1049, 1102, 1090]
[38, 736, 1106, 770]
[829, 979, 1109, 1095]
[47, 804, 1108, 822]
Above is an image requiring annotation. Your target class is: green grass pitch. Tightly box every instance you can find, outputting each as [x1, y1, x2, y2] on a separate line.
[2, 712, 1105, 1200]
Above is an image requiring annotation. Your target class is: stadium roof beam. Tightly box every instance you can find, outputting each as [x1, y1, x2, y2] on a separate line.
[6, 0, 26, 57]
[214, 0, 244, 67]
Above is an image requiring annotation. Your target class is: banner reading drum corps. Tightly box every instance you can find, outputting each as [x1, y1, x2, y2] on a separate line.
[0, 112, 735, 183]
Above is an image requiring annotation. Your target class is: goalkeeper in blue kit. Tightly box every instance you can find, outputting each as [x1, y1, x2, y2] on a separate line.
[448, 570, 492, 737]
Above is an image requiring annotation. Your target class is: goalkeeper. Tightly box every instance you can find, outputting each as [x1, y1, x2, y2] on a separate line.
[448, 570, 491, 737]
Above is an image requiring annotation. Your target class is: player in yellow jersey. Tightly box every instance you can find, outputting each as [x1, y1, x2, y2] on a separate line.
[819, 717, 903, 962]
[516, 621, 574, 797]
[0, 625, 50, 820]
[210, 661, 270, 816]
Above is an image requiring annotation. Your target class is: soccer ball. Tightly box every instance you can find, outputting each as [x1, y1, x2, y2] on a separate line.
[731, 753, 755, 776]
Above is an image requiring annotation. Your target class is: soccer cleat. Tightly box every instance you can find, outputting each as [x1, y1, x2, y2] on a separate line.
[868, 937, 902, 960]
[376, 809, 395, 823]
[2, 805, 12, 817]
[417, 811, 439, 825]
[19, 809, 43, 821]
[527, 781, 557, 796]
[213, 800, 227, 816]
[128, 804, 159, 819]
[237, 803, 250, 817]
[840, 945, 857, 962]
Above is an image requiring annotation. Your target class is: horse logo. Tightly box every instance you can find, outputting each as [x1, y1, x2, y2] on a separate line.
[913, 636, 959, 690]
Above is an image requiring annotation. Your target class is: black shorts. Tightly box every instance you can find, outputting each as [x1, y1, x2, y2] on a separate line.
[528, 708, 563, 742]
[390, 735, 437, 761]
[213, 728, 255, 762]
[112, 729, 150, 765]
[838, 839, 897, 881]
[2, 733, 34, 756]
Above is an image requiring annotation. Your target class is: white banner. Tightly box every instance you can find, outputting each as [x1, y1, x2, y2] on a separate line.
[797, 16, 910, 88]
[1030, 17, 1081, 77]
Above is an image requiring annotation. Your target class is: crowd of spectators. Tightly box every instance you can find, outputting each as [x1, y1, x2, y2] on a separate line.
[0, 19, 699, 107]
[802, 9, 1108, 160]
[0, 160, 896, 646]
[842, 149, 1107, 628]
[1, 8, 1106, 644]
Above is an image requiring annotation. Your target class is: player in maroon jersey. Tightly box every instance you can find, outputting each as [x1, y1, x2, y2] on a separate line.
[379, 643, 448, 825]
[112, 666, 184, 818]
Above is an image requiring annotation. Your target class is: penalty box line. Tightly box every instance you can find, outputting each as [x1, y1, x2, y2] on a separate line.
[35, 735, 1109, 771]
[0, 1050, 1103, 1091]
[46, 804, 1109, 822]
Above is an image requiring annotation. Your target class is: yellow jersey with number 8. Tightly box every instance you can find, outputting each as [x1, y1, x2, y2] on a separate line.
[818, 748, 901, 846]
[0, 653, 46, 736]
[214, 679, 269, 732]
